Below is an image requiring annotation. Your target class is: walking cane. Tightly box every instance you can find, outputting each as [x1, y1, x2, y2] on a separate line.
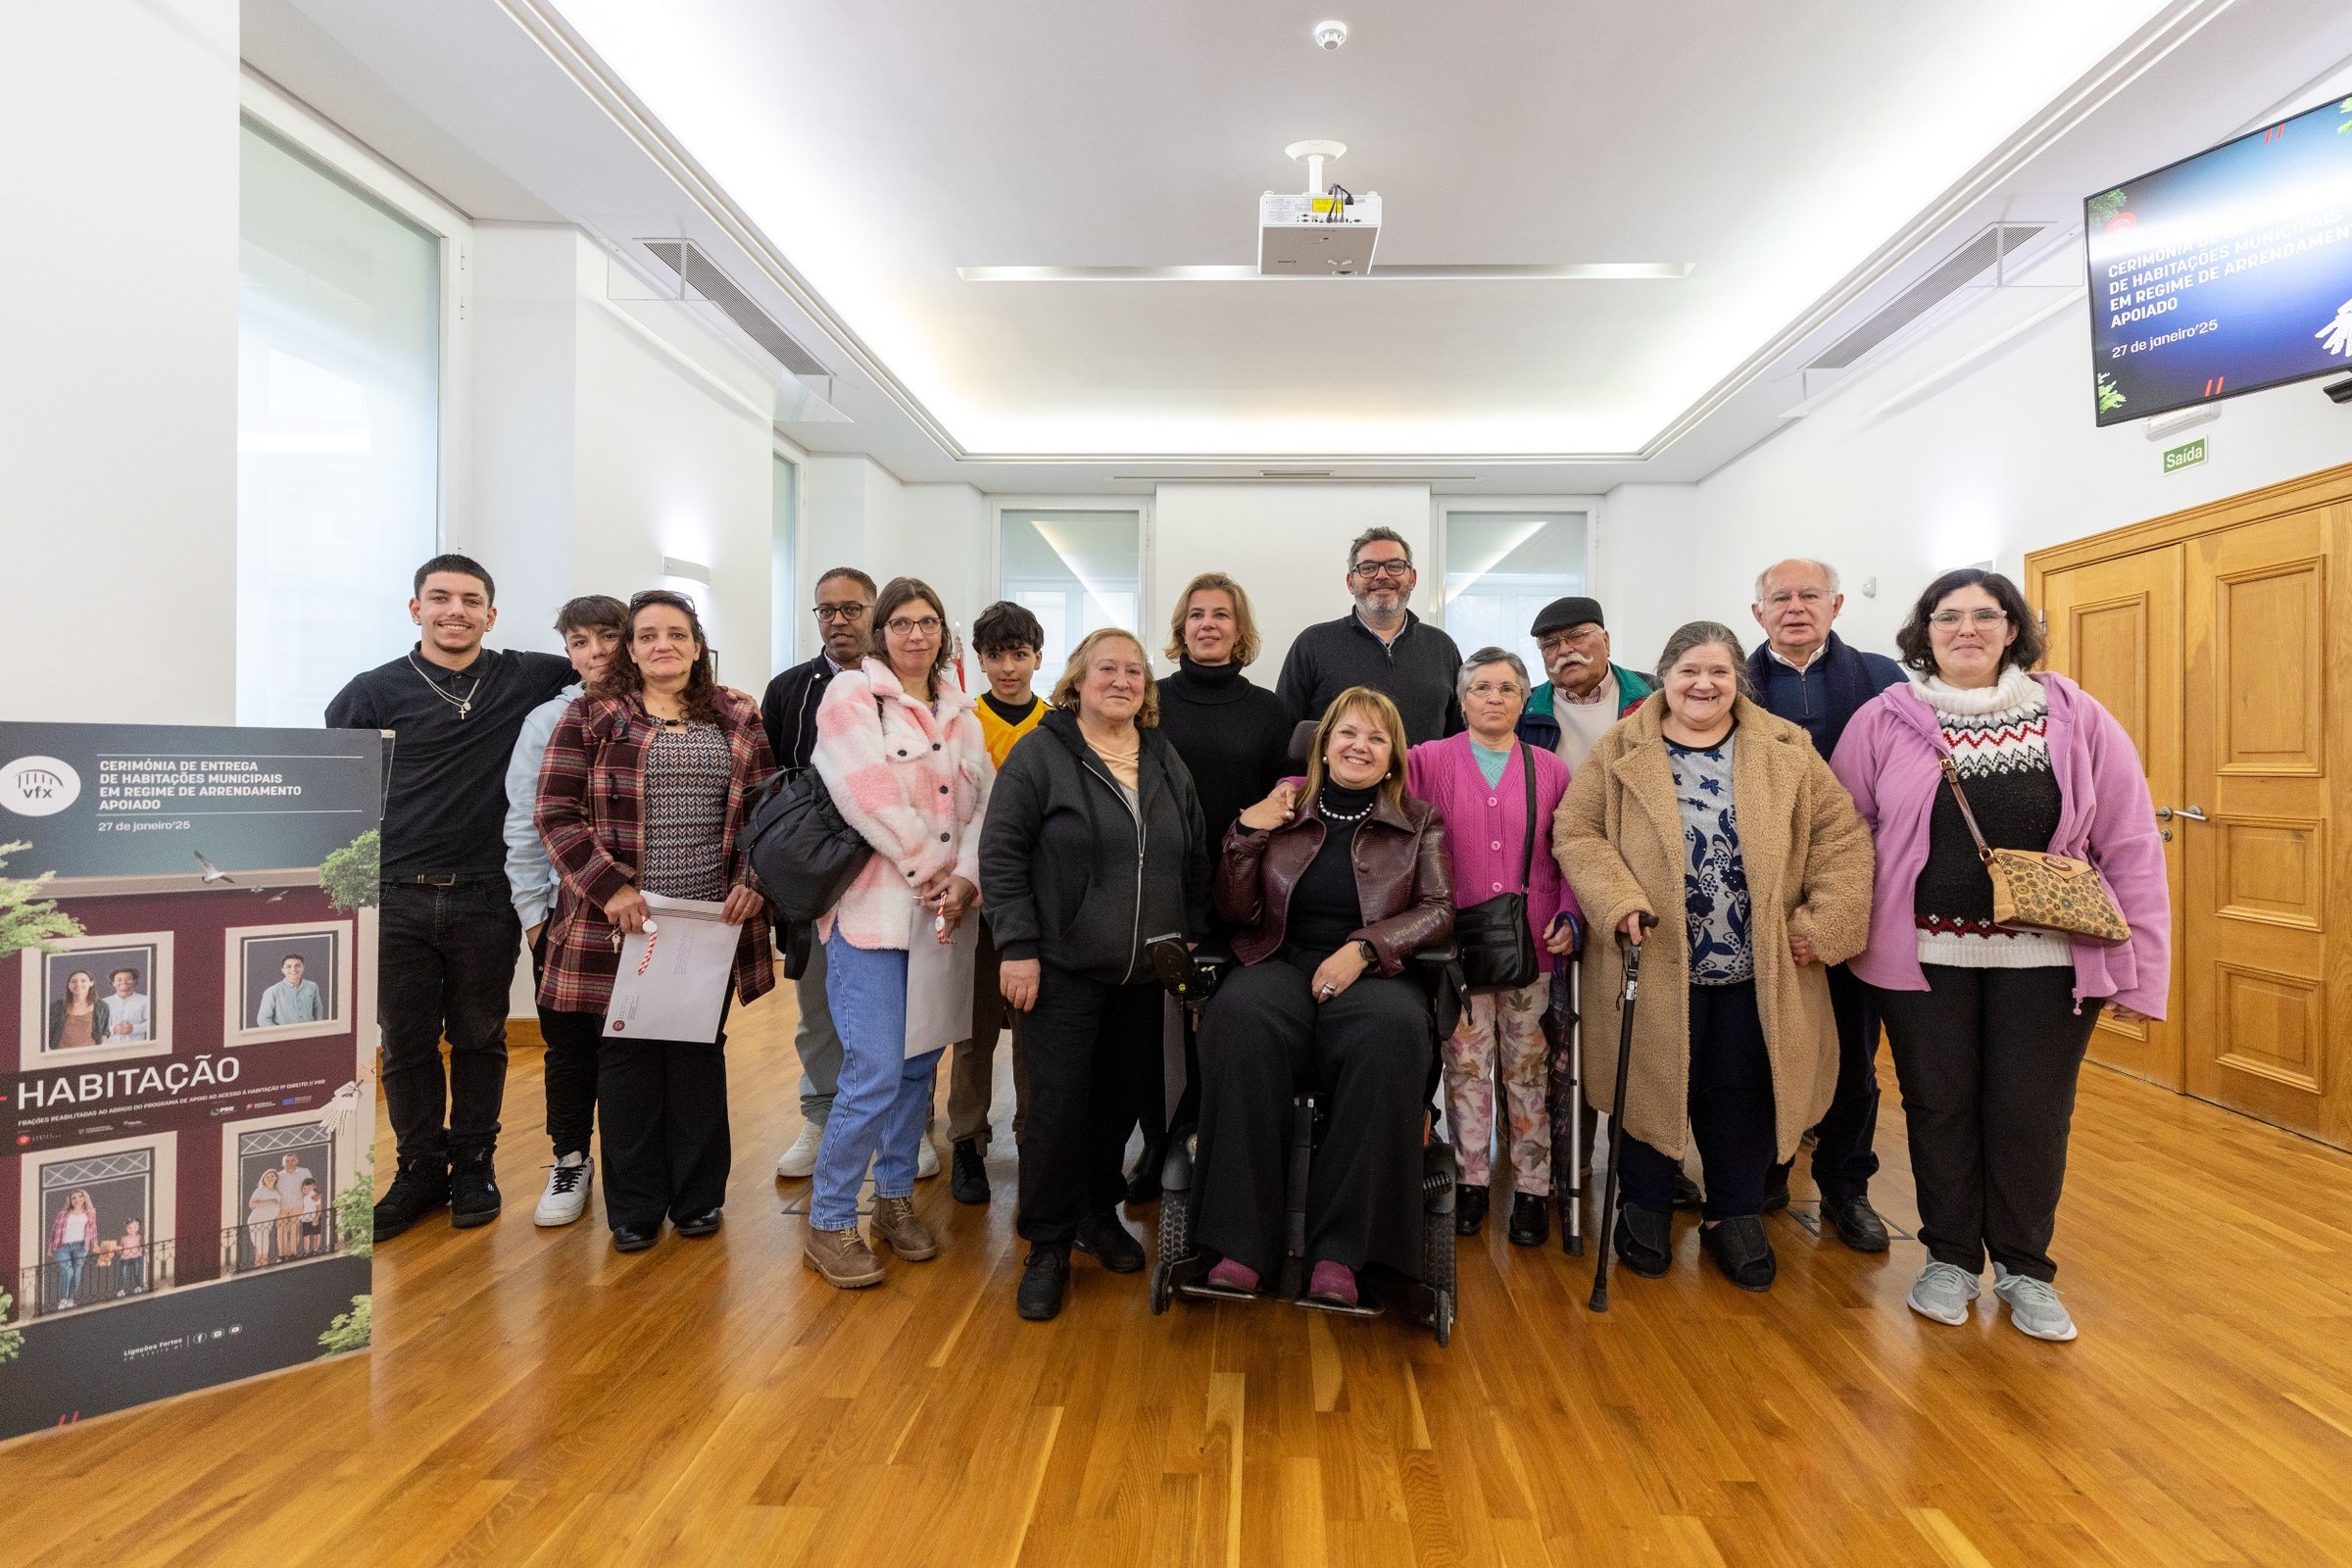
[1589, 913, 1658, 1313]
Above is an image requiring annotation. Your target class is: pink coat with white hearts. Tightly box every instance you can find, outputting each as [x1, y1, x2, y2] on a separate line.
[810, 659, 992, 951]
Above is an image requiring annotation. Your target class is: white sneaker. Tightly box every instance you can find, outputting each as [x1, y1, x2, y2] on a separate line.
[1992, 1263, 2079, 1342]
[1907, 1259, 1981, 1326]
[916, 1134, 940, 1180]
[775, 1120, 824, 1180]
[533, 1152, 593, 1227]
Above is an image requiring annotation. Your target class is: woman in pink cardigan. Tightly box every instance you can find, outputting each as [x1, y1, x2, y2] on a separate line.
[1832, 569, 2169, 1345]
[805, 576, 993, 1290]
[1406, 648, 1582, 1248]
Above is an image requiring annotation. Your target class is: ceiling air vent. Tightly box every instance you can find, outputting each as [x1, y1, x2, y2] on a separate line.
[640, 239, 830, 379]
[1806, 223, 2046, 371]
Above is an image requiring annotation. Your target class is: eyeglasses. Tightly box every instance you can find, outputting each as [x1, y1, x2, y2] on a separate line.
[885, 615, 944, 637]
[1350, 558, 1412, 580]
[1539, 626, 1603, 651]
[1761, 589, 1831, 608]
[812, 603, 870, 623]
[1463, 680, 1524, 700]
[1928, 609, 2008, 629]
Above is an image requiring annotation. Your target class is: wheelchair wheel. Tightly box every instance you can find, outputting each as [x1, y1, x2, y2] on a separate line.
[1420, 1144, 1458, 1346]
[1152, 1184, 1193, 1315]
[1432, 1287, 1455, 1347]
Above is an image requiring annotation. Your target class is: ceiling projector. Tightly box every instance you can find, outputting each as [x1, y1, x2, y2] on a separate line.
[1260, 140, 1380, 276]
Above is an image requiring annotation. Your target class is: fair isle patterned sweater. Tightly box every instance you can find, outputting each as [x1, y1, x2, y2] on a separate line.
[1911, 666, 2074, 968]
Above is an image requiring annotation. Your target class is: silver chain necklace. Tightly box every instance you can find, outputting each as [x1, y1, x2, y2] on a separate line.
[407, 651, 483, 719]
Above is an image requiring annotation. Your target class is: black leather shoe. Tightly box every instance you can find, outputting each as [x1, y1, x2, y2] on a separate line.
[673, 1207, 723, 1238]
[1672, 1172, 1705, 1210]
[951, 1138, 990, 1205]
[612, 1224, 660, 1253]
[1017, 1245, 1069, 1320]
[1453, 1185, 1490, 1237]
[1702, 1215, 1777, 1292]
[1826, 1195, 1890, 1253]
[1508, 1192, 1549, 1248]
[1074, 1210, 1145, 1273]
[371, 1155, 450, 1243]
[1761, 1169, 1791, 1215]
[1125, 1138, 1165, 1204]
[1613, 1203, 1672, 1277]
[449, 1147, 502, 1229]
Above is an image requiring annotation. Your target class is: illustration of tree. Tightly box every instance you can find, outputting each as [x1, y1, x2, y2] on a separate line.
[336, 1167, 374, 1259]
[2097, 373, 2127, 414]
[318, 1294, 370, 1356]
[0, 841, 83, 960]
[2087, 189, 2130, 228]
[0, 1288, 23, 1365]
[320, 829, 380, 911]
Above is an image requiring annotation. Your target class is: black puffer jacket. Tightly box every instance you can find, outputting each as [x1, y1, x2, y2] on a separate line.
[979, 709, 1210, 983]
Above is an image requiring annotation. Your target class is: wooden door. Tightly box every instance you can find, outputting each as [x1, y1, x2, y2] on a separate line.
[2180, 508, 2352, 1147]
[2039, 547, 2185, 1088]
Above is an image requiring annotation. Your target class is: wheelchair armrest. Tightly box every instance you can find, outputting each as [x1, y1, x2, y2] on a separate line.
[1408, 945, 1458, 970]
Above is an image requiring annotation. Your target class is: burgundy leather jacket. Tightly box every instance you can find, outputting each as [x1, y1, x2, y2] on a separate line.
[1214, 789, 1454, 972]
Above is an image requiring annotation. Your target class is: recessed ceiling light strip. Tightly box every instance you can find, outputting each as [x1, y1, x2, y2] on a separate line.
[958, 264, 1692, 282]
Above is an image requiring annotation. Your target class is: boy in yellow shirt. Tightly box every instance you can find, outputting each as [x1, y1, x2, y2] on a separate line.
[952, 603, 1047, 1202]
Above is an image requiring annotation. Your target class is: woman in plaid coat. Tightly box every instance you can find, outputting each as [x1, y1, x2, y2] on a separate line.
[536, 590, 775, 1253]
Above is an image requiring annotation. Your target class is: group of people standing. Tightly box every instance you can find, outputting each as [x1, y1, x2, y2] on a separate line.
[341, 526, 2168, 1344]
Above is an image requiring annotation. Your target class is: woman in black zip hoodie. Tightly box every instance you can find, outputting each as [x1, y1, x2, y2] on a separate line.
[979, 628, 1211, 1321]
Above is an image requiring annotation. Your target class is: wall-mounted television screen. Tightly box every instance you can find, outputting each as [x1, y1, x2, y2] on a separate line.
[2085, 95, 2352, 426]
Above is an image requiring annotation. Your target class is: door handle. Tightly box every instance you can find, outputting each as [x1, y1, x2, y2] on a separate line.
[2155, 806, 2207, 823]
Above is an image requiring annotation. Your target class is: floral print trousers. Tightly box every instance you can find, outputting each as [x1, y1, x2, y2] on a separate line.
[1443, 979, 1550, 1196]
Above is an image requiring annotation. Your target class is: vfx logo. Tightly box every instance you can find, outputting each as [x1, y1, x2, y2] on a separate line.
[1, 756, 81, 816]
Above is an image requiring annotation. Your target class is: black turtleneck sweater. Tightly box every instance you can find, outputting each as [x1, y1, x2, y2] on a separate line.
[1291, 782, 1379, 957]
[1156, 657, 1298, 880]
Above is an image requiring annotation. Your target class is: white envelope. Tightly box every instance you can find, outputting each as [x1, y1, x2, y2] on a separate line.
[905, 903, 977, 1057]
[603, 893, 736, 1044]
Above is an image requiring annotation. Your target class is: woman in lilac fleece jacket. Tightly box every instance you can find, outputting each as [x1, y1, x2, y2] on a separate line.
[1830, 569, 2168, 1345]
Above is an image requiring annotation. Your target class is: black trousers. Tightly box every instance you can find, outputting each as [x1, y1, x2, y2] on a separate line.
[529, 930, 600, 1158]
[1619, 980, 1777, 1222]
[378, 878, 519, 1162]
[1192, 950, 1431, 1280]
[1771, 962, 1882, 1204]
[594, 1002, 733, 1231]
[1016, 966, 1162, 1246]
[1875, 965, 2102, 1283]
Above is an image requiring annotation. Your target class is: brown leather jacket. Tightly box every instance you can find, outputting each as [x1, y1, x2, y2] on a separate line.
[1215, 789, 1454, 971]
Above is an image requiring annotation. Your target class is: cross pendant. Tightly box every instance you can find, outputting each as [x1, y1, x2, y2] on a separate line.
[459, 701, 471, 719]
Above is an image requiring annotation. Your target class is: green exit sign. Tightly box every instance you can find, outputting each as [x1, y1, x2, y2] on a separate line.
[2163, 437, 2208, 475]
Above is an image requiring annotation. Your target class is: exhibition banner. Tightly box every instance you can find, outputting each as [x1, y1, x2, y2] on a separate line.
[0, 722, 380, 1442]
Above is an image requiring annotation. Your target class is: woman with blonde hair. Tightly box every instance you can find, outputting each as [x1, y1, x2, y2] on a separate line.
[981, 627, 1210, 1319]
[1190, 686, 1454, 1308]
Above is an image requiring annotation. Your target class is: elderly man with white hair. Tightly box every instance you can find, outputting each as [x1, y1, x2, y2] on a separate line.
[1744, 558, 1904, 1250]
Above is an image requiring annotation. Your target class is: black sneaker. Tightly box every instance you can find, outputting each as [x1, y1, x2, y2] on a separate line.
[1453, 1185, 1490, 1237]
[1826, 1195, 1890, 1253]
[372, 1155, 450, 1242]
[1074, 1210, 1145, 1273]
[1612, 1202, 1672, 1278]
[1017, 1245, 1069, 1320]
[1507, 1192, 1549, 1248]
[951, 1138, 990, 1205]
[1702, 1215, 1777, 1292]
[449, 1147, 503, 1229]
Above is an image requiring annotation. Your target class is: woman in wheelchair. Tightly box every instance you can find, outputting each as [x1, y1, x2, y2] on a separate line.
[1191, 686, 1453, 1309]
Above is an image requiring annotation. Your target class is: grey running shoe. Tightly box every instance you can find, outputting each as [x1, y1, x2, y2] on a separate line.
[1992, 1263, 2078, 1342]
[1907, 1259, 1981, 1325]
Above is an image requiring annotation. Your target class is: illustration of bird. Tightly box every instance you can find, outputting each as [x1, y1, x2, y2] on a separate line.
[194, 851, 236, 887]
[266, 889, 287, 904]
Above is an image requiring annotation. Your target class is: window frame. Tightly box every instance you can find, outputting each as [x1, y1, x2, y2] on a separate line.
[1429, 497, 1601, 641]
[989, 497, 1153, 667]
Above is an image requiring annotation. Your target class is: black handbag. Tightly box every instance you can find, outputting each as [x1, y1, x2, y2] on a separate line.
[1450, 743, 1542, 993]
[741, 765, 872, 926]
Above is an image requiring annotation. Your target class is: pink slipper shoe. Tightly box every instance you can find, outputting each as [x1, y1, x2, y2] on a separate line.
[1307, 1259, 1357, 1306]
[1206, 1257, 1259, 1293]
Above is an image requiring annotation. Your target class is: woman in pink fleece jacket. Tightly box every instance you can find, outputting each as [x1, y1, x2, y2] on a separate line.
[1831, 569, 2169, 1345]
[805, 576, 993, 1290]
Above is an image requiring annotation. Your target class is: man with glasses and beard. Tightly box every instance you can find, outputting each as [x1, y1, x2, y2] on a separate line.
[1276, 527, 1464, 746]
[1514, 597, 1653, 772]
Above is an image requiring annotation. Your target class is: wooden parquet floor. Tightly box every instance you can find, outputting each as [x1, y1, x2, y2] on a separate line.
[6, 987, 2352, 1566]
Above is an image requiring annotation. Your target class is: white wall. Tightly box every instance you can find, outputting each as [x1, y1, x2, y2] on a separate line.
[0, 0, 240, 722]
[1152, 483, 1433, 681]
[1691, 294, 2352, 657]
[1592, 484, 1702, 672]
[793, 456, 986, 664]
[466, 223, 579, 649]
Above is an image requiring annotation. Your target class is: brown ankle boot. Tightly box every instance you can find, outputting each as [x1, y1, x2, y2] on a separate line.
[870, 1196, 939, 1261]
[804, 1225, 885, 1288]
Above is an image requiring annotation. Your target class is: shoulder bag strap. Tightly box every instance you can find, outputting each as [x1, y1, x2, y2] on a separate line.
[1936, 753, 1997, 865]
[1517, 742, 1538, 892]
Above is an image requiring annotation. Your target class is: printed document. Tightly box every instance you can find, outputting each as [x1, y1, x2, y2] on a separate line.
[906, 904, 976, 1057]
[604, 893, 736, 1044]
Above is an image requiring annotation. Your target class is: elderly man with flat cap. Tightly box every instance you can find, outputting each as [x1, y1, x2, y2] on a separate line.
[1514, 597, 1653, 772]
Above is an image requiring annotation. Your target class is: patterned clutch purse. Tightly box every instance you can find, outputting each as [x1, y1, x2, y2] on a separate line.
[1937, 756, 2131, 943]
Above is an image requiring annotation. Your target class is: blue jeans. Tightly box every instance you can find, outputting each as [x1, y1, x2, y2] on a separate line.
[813, 932, 942, 1231]
[54, 1242, 87, 1301]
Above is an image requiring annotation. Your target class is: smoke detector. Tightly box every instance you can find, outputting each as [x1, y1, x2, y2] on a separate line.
[1312, 20, 1348, 50]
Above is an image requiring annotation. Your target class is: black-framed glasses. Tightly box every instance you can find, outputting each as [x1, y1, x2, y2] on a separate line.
[1351, 559, 1412, 580]
[812, 602, 871, 623]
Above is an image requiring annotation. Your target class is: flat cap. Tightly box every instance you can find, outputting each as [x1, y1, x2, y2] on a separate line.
[1529, 596, 1605, 638]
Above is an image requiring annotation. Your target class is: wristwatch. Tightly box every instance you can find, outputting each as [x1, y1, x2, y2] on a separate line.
[1354, 939, 1378, 966]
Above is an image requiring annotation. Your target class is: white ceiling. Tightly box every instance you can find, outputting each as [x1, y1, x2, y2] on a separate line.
[249, 0, 2352, 489]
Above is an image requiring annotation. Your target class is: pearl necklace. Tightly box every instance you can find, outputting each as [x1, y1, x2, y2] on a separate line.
[1317, 790, 1372, 823]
